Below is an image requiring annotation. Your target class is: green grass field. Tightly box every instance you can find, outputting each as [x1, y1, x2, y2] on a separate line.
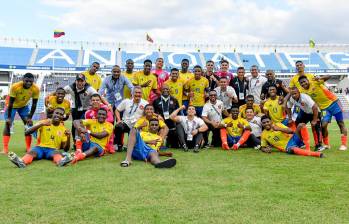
[0, 121, 349, 224]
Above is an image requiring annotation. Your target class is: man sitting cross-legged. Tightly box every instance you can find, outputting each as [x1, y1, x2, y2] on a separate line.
[170, 105, 208, 153]
[260, 115, 323, 158]
[8, 108, 72, 168]
[220, 105, 252, 150]
[120, 118, 176, 168]
[72, 108, 113, 163]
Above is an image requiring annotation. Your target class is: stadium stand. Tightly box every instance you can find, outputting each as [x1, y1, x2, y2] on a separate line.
[0, 37, 348, 117]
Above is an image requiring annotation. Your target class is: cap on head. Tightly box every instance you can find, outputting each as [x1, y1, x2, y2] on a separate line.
[76, 74, 86, 81]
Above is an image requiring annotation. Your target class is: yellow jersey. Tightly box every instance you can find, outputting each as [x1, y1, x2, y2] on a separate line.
[9, 81, 40, 108]
[37, 121, 68, 149]
[122, 71, 135, 99]
[133, 71, 158, 100]
[134, 115, 166, 132]
[140, 131, 162, 151]
[289, 73, 315, 91]
[301, 80, 337, 110]
[82, 71, 102, 91]
[239, 103, 262, 118]
[187, 77, 209, 107]
[263, 96, 286, 123]
[164, 78, 186, 106]
[261, 123, 292, 152]
[82, 119, 113, 148]
[47, 96, 71, 116]
[221, 117, 249, 137]
[179, 71, 194, 101]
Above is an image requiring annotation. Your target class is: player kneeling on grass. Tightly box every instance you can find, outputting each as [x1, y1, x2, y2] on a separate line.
[260, 115, 323, 158]
[8, 108, 72, 168]
[72, 108, 113, 163]
[220, 106, 252, 150]
[120, 119, 176, 168]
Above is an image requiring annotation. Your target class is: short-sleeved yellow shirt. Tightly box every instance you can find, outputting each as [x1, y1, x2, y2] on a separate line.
[122, 71, 135, 99]
[133, 71, 158, 100]
[37, 121, 68, 149]
[140, 131, 162, 151]
[187, 77, 209, 107]
[134, 115, 166, 132]
[47, 96, 71, 116]
[82, 71, 102, 91]
[164, 78, 186, 106]
[9, 81, 40, 108]
[221, 117, 249, 137]
[82, 119, 113, 148]
[263, 96, 286, 123]
[261, 123, 292, 152]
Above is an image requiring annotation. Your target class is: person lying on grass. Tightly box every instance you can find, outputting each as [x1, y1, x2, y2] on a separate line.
[72, 107, 113, 164]
[120, 118, 176, 168]
[8, 107, 72, 168]
[260, 115, 323, 158]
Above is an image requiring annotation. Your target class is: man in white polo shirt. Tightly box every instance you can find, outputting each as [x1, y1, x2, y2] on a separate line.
[214, 76, 238, 113]
[247, 65, 267, 104]
[201, 90, 228, 148]
[114, 86, 148, 150]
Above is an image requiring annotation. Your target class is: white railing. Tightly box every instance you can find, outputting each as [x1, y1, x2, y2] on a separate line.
[1, 36, 349, 52]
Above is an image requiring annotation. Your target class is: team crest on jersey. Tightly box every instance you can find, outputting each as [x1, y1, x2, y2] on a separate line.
[301, 102, 305, 107]
[139, 105, 144, 110]
[57, 131, 62, 136]
[218, 105, 221, 109]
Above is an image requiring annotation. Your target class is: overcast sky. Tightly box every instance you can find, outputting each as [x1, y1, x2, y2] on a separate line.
[1, 0, 348, 44]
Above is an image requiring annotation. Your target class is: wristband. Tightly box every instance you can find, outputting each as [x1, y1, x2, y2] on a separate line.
[87, 130, 91, 134]
[224, 124, 227, 128]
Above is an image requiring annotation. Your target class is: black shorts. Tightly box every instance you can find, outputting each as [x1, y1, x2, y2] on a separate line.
[295, 110, 320, 125]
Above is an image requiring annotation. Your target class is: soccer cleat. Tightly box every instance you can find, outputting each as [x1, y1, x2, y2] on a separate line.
[193, 145, 200, 153]
[232, 144, 239, 151]
[57, 155, 73, 167]
[316, 145, 327, 152]
[8, 152, 26, 168]
[322, 145, 331, 150]
[339, 145, 347, 151]
[254, 145, 261, 150]
[154, 158, 177, 168]
[120, 160, 131, 167]
[319, 153, 325, 158]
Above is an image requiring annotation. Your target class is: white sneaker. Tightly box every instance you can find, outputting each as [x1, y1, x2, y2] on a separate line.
[339, 145, 347, 151]
[317, 145, 327, 152]
[323, 145, 331, 150]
